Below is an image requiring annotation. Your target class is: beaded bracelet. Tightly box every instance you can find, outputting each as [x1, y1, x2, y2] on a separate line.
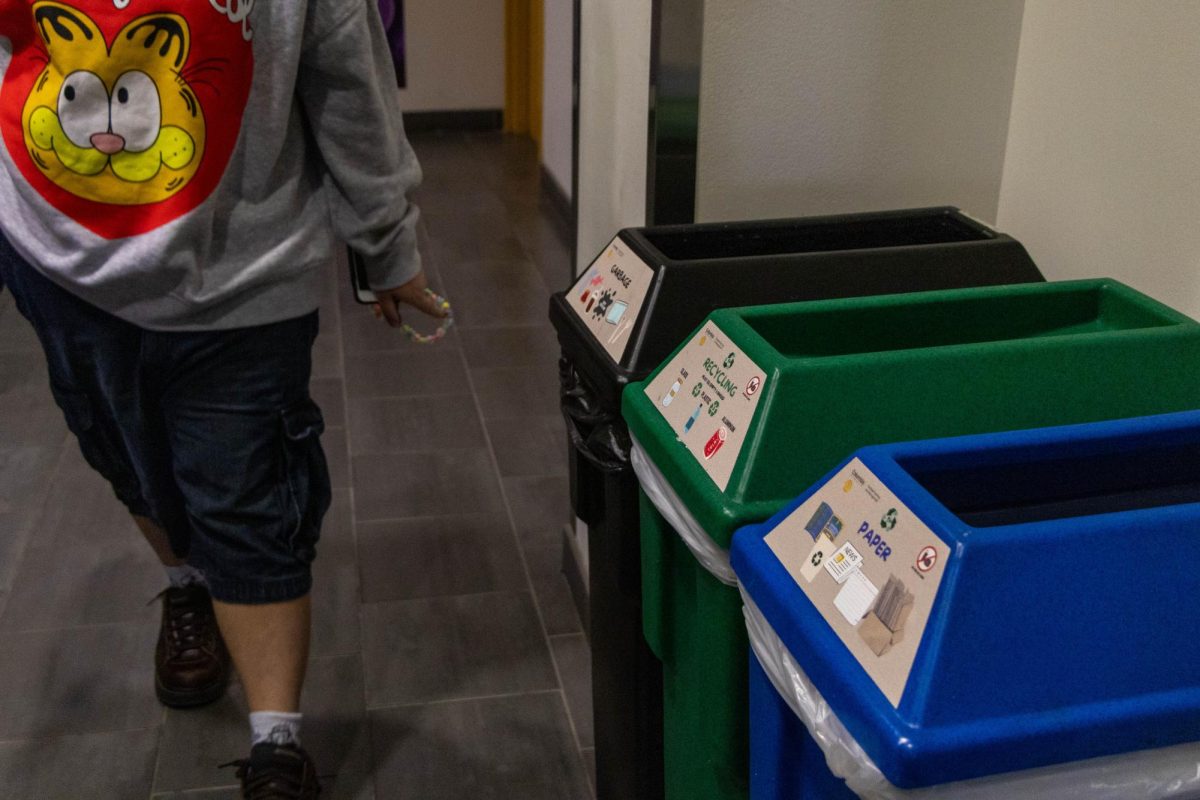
[373, 289, 454, 344]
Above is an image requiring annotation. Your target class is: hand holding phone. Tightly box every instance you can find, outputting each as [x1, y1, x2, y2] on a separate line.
[348, 247, 452, 341]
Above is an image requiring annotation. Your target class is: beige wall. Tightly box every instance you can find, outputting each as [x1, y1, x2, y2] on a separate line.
[997, 1, 1200, 316]
[397, 0, 505, 111]
[571, 0, 654, 571]
[542, 0, 574, 200]
[694, 1, 1024, 224]
[576, 0, 653, 273]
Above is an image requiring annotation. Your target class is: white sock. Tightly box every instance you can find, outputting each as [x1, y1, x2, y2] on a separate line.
[165, 564, 207, 589]
[250, 711, 303, 747]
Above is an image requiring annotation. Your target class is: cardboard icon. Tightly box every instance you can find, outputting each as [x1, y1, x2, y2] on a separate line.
[858, 575, 915, 657]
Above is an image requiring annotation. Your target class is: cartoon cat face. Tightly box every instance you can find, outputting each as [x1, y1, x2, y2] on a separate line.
[21, 2, 206, 206]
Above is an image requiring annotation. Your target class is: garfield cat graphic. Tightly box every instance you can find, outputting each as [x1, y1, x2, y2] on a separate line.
[21, 1, 205, 205]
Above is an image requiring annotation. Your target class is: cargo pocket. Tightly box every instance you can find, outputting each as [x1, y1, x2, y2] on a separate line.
[278, 399, 332, 562]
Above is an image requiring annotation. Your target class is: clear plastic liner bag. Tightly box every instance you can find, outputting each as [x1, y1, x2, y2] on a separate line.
[630, 435, 738, 586]
[741, 590, 1200, 800]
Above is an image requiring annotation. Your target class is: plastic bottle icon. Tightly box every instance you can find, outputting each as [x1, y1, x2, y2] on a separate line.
[683, 404, 703, 434]
[661, 379, 682, 407]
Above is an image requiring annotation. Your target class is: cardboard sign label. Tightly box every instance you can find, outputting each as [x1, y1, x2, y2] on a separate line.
[567, 236, 654, 363]
[643, 322, 768, 492]
[764, 458, 949, 707]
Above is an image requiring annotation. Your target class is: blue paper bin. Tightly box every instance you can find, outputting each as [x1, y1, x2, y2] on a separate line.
[731, 410, 1200, 799]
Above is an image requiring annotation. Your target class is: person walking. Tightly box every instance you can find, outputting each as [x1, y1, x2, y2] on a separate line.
[0, 1, 440, 796]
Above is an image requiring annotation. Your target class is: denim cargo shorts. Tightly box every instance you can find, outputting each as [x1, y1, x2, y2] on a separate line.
[0, 232, 331, 604]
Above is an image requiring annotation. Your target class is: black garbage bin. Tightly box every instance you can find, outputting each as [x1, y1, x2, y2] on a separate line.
[548, 207, 1044, 800]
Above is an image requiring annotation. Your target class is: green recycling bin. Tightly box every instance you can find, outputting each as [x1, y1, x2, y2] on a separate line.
[621, 279, 1200, 800]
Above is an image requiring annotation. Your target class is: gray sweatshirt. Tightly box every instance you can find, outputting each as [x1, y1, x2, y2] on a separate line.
[0, 0, 421, 329]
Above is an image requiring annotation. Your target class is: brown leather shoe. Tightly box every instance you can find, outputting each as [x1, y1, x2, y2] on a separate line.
[155, 583, 231, 708]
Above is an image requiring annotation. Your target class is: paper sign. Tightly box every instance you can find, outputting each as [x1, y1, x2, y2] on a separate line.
[834, 570, 879, 626]
[642, 322, 768, 491]
[764, 458, 950, 707]
[824, 543, 864, 584]
[567, 236, 654, 364]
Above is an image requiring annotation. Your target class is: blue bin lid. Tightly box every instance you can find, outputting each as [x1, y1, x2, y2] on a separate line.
[731, 409, 1200, 789]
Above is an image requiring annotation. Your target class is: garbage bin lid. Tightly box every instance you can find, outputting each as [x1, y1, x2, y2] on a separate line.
[731, 409, 1200, 788]
[551, 207, 1043, 411]
[624, 279, 1200, 551]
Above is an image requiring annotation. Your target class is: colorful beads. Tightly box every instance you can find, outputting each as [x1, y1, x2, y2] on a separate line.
[401, 289, 454, 344]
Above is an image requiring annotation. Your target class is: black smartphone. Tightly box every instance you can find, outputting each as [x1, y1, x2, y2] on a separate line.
[347, 247, 377, 304]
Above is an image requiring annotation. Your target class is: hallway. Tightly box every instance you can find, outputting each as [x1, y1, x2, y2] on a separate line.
[0, 132, 594, 799]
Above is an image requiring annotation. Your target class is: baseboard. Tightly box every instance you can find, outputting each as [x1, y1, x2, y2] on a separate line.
[561, 523, 590, 638]
[402, 109, 504, 133]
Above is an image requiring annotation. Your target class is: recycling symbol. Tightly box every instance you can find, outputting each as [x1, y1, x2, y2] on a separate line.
[723, 353, 736, 369]
[881, 508, 898, 531]
[811, 551, 824, 568]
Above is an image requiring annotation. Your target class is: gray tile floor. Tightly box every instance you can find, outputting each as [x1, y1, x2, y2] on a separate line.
[0, 132, 593, 799]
